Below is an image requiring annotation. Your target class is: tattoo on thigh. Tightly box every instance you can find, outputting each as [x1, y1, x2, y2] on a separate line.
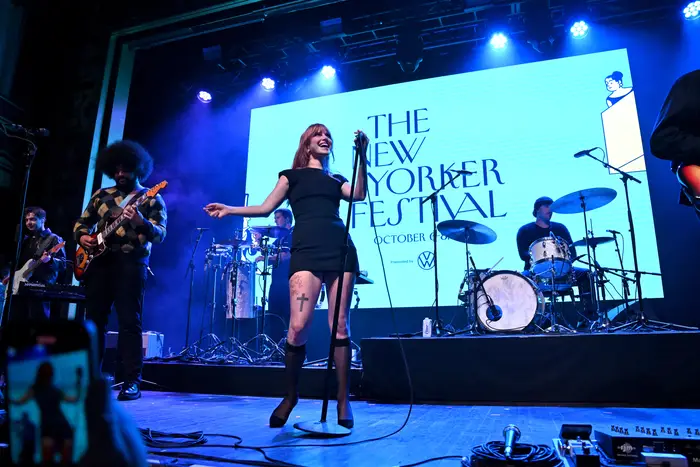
[296, 293, 309, 312]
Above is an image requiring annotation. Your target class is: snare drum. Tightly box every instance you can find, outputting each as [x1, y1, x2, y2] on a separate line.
[529, 236, 572, 278]
[225, 261, 258, 319]
[475, 271, 544, 332]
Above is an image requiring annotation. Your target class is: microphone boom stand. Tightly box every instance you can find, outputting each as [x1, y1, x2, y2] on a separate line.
[420, 171, 463, 336]
[580, 151, 695, 331]
[180, 228, 206, 356]
[2, 139, 37, 326]
[294, 134, 367, 437]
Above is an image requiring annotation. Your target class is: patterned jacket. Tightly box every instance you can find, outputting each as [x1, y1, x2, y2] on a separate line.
[73, 186, 167, 264]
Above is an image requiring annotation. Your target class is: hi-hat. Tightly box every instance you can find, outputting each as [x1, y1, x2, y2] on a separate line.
[570, 236, 614, 248]
[551, 188, 617, 214]
[437, 220, 497, 245]
[250, 225, 289, 238]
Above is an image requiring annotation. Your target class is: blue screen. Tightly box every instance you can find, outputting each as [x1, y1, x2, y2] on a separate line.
[246, 49, 661, 308]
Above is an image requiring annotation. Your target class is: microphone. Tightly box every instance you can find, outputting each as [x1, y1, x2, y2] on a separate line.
[486, 304, 502, 321]
[503, 424, 521, 459]
[6, 123, 50, 137]
[607, 229, 621, 235]
[573, 148, 596, 158]
[450, 169, 476, 175]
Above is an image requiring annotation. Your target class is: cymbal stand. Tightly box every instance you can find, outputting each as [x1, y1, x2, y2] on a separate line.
[200, 249, 230, 359]
[587, 226, 609, 332]
[244, 237, 284, 363]
[458, 230, 479, 334]
[420, 170, 463, 336]
[610, 232, 631, 313]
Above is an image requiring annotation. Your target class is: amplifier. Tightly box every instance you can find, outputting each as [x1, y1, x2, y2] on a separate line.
[595, 428, 700, 466]
[105, 331, 164, 358]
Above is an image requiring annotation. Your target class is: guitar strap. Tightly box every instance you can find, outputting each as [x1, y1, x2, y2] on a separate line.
[119, 188, 147, 209]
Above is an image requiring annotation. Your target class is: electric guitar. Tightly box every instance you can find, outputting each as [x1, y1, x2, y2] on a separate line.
[74, 181, 168, 280]
[8, 241, 66, 295]
[676, 164, 700, 211]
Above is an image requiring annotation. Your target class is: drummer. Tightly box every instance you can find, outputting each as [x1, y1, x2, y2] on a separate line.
[516, 196, 596, 327]
[255, 208, 294, 342]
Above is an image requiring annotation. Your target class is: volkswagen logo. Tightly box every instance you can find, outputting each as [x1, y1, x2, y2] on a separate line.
[418, 251, 435, 270]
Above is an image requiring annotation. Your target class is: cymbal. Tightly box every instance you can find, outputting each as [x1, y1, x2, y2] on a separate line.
[250, 225, 289, 238]
[219, 238, 251, 247]
[550, 188, 617, 214]
[570, 236, 614, 248]
[437, 220, 497, 245]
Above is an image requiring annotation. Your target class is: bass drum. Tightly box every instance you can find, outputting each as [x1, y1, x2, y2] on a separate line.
[225, 261, 258, 319]
[475, 271, 544, 332]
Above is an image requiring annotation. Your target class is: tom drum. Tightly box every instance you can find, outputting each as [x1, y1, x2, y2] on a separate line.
[226, 261, 258, 319]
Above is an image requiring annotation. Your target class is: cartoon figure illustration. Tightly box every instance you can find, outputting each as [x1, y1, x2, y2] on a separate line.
[605, 71, 633, 107]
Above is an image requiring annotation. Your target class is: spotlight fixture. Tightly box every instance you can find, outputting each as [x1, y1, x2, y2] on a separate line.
[197, 90, 212, 103]
[321, 65, 336, 79]
[396, 30, 424, 73]
[684, 1, 700, 20]
[570, 20, 589, 38]
[261, 77, 275, 91]
[490, 33, 508, 49]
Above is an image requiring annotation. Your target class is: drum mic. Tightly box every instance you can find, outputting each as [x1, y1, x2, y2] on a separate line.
[503, 424, 521, 459]
[450, 169, 476, 175]
[573, 148, 597, 158]
[607, 229, 621, 235]
[486, 304, 502, 321]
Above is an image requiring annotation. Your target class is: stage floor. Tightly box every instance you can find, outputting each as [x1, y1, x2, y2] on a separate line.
[125, 391, 699, 467]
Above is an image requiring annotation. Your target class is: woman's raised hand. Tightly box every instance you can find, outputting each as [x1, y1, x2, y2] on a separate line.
[204, 203, 232, 218]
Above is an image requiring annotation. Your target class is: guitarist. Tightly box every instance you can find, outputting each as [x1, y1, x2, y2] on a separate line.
[10, 207, 66, 321]
[73, 140, 167, 401]
[650, 69, 700, 215]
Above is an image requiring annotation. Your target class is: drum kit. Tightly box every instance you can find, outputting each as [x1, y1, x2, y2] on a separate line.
[183, 222, 291, 363]
[445, 187, 644, 335]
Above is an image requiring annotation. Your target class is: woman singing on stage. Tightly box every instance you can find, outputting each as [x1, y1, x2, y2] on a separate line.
[204, 124, 368, 429]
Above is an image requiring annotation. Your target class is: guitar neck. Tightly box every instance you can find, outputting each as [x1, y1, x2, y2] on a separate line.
[102, 193, 147, 238]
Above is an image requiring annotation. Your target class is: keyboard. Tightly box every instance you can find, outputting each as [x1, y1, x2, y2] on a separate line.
[17, 282, 86, 302]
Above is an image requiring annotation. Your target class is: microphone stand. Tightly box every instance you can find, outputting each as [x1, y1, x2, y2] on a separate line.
[610, 232, 630, 315]
[294, 133, 367, 437]
[181, 228, 206, 354]
[580, 151, 696, 331]
[1, 139, 38, 326]
[420, 171, 463, 337]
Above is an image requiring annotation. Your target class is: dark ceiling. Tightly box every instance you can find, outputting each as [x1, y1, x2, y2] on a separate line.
[126, 0, 682, 94]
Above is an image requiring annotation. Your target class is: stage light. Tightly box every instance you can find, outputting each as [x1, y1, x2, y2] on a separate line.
[490, 33, 508, 49]
[197, 90, 212, 103]
[321, 65, 336, 79]
[684, 1, 700, 20]
[261, 77, 275, 91]
[570, 21, 589, 38]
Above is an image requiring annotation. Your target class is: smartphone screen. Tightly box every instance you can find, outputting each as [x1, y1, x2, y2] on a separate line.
[5, 326, 92, 466]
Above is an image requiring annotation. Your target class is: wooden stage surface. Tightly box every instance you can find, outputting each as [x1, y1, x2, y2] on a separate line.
[121, 391, 699, 467]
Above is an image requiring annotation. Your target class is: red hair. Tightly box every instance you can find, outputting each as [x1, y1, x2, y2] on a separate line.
[291, 123, 332, 172]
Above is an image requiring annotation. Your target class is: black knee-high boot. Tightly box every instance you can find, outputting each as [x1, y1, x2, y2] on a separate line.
[334, 337, 354, 429]
[269, 342, 306, 427]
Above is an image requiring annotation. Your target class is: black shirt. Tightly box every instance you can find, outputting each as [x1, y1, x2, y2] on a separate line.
[18, 229, 66, 284]
[650, 69, 700, 206]
[271, 227, 293, 281]
[516, 221, 576, 271]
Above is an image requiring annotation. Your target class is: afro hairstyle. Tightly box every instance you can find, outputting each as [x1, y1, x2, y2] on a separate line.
[96, 140, 154, 181]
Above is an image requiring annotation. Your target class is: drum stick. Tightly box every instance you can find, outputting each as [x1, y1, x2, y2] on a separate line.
[487, 257, 504, 274]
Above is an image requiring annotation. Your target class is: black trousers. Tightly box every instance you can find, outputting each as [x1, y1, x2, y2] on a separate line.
[84, 254, 147, 384]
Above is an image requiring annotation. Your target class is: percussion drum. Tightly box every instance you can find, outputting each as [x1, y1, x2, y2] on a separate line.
[475, 271, 544, 332]
[225, 261, 258, 319]
[529, 236, 572, 278]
